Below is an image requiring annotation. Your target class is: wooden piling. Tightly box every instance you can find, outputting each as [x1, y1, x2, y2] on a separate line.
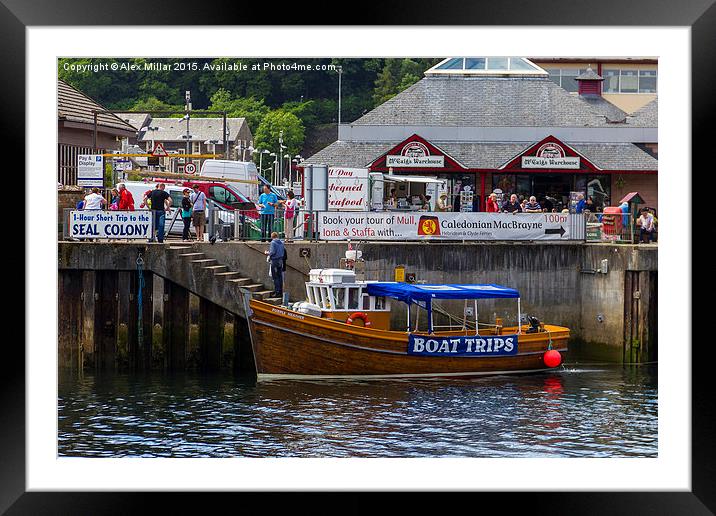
[93, 270, 119, 371]
[163, 279, 189, 371]
[199, 298, 225, 371]
[58, 270, 82, 371]
[80, 271, 96, 367]
[233, 314, 255, 374]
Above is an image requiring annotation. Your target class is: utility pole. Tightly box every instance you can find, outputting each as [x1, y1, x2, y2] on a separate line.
[337, 65, 343, 126]
[278, 130, 284, 184]
[184, 90, 192, 157]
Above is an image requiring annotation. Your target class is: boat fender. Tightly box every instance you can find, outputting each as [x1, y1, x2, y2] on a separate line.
[346, 312, 372, 328]
[543, 349, 562, 368]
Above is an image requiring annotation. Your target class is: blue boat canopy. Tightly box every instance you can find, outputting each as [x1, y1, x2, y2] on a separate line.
[365, 282, 520, 304]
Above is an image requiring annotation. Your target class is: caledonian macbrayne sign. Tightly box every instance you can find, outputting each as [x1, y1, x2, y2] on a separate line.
[317, 212, 584, 241]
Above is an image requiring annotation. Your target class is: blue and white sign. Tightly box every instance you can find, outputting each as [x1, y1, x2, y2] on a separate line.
[77, 154, 104, 187]
[69, 210, 152, 239]
[408, 334, 519, 357]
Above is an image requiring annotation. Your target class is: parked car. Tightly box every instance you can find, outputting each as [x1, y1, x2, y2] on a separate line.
[121, 180, 259, 236]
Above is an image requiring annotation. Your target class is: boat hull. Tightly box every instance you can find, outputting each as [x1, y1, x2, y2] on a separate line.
[247, 300, 569, 379]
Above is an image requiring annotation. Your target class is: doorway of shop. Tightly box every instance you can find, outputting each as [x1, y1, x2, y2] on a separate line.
[532, 174, 572, 211]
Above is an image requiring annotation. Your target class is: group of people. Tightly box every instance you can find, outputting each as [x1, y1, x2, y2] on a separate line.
[139, 183, 208, 244]
[257, 185, 299, 243]
[78, 184, 135, 212]
[483, 192, 606, 214]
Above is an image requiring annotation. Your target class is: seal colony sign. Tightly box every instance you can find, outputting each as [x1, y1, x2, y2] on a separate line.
[386, 141, 445, 167]
[522, 142, 580, 169]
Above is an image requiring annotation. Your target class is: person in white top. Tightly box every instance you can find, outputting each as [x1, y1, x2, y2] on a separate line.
[83, 187, 107, 210]
[637, 207, 655, 243]
[281, 191, 299, 242]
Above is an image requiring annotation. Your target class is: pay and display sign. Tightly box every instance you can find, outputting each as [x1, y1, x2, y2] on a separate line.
[408, 334, 519, 356]
[77, 154, 104, 187]
[69, 211, 152, 239]
[317, 212, 584, 241]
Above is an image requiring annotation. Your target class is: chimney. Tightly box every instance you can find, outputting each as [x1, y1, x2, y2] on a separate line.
[576, 67, 604, 97]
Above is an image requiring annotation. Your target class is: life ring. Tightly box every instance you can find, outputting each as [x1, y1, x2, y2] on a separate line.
[346, 312, 372, 327]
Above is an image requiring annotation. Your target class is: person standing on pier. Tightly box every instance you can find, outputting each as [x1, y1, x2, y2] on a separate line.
[265, 232, 285, 298]
[118, 183, 134, 211]
[257, 185, 279, 242]
[190, 184, 207, 242]
[83, 187, 106, 210]
[282, 190, 298, 243]
[147, 183, 172, 243]
[181, 189, 193, 241]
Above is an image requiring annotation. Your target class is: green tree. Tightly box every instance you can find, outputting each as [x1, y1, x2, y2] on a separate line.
[208, 89, 270, 133]
[131, 96, 183, 115]
[254, 110, 305, 157]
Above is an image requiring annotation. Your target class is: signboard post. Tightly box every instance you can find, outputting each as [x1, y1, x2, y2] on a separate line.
[77, 154, 104, 187]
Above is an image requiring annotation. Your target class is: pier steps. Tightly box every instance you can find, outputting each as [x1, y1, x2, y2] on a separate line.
[167, 248, 282, 311]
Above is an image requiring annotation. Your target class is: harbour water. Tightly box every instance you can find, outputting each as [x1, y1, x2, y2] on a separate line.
[58, 363, 657, 458]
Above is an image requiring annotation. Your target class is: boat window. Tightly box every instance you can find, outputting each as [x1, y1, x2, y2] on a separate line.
[361, 294, 370, 310]
[332, 288, 346, 309]
[319, 287, 329, 308]
[375, 296, 386, 310]
[306, 286, 315, 305]
[348, 288, 359, 310]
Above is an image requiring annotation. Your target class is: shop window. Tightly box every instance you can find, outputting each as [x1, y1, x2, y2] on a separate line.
[493, 174, 516, 196]
[620, 70, 639, 93]
[516, 175, 531, 200]
[603, 69, 620, 93]
[587, 175, 611, 208]
[639, 70, 657, 93]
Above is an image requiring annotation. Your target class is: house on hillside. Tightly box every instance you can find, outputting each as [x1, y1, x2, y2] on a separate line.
[58, 79, 138, 185]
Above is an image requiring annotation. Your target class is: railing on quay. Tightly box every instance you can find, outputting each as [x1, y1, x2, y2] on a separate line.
[585, 212, 641, 244]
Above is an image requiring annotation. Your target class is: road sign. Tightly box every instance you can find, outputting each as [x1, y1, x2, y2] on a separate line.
[152, 142, 169, 157]
[185, 162, 197, 174]
[77, 154, 104, 187]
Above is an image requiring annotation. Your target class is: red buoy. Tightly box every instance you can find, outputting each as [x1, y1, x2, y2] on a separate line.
[543, 350, 562, 368]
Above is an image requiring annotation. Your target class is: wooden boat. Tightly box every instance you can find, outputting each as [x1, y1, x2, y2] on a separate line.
[243, 268, 569, 380]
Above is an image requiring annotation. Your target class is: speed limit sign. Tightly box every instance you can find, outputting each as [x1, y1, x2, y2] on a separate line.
[185, 163, 197, 174]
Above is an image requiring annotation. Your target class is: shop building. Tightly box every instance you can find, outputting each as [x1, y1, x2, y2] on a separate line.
[304, 57, 658, 212]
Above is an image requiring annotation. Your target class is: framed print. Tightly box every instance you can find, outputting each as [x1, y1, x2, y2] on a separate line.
[3, 0, 709, 513]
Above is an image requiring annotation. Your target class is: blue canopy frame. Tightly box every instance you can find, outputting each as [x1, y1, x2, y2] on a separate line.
[365, 283, 521, 334]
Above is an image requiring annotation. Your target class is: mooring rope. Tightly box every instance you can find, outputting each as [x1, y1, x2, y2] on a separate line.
[136, 252, 145, 355]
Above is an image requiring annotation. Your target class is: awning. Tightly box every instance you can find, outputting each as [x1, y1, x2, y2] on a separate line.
[381, 175, 446, 184]
[365, 282, 520, 304]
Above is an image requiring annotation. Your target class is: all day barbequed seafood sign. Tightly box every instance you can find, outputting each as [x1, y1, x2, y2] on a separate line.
[317, 212, 584, 241]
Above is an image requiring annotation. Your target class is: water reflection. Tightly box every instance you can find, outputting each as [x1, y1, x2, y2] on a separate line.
[58, 365, 657, 458]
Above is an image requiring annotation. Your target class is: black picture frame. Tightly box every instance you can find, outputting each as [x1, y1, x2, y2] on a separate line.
[3, 0, 707, 513]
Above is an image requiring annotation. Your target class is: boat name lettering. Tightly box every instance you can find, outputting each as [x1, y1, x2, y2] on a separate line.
[408, 334, 518, 356]
[271, 307, 305, 320]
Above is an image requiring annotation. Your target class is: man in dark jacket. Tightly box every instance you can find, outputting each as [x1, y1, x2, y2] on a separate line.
[265, 232, 286, 297]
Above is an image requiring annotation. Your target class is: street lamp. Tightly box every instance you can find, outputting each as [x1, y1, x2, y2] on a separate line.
[284, 153, 291, 186]
[258, 149, 271, 176]
[269, 152, 277, 184]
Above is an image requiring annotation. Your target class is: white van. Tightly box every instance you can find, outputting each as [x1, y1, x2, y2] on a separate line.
[200, 160, 258, 201]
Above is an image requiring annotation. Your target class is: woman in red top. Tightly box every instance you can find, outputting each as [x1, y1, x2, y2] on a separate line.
[486, 192, 500, 213]
[117, 183, 135, 210]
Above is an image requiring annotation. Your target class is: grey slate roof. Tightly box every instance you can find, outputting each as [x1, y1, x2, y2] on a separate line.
[579, 96, 628, 123]
[304, 140, 657, 171]
[58, 79, 137, 133]
[137, 117, 248, 142]
[576, 68, 603, 81]
[627, 98, 658, 127]
[350, 76, 627, 128]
